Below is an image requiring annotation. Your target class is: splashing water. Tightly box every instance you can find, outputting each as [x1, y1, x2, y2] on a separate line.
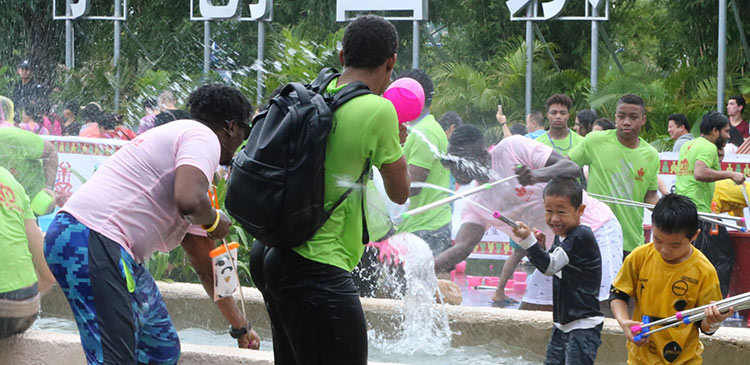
[406, 124, 497, 180]
[367, 233, 453, 356]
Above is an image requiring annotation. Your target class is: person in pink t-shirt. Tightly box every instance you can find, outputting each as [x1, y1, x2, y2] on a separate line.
[434, 125, 623, 315]
[42, 84, 259, 364]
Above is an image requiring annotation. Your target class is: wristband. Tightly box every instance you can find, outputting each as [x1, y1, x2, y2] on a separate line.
[229, 323, 251, 339]
[202, 210, 221, 233]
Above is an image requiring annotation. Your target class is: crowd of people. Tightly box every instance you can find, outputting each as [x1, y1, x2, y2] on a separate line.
[0, 60, 192, 142]
[1, 13, 749, 365]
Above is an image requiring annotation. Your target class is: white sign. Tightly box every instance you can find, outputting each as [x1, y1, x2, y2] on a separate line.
[43, 136, 128, 208]
[506, 0, 608, 21]
[192, 0, 273, 21]
[70, 0, 91, 18]
[53, 0, 126, 20]
[336, 0, 428, 21]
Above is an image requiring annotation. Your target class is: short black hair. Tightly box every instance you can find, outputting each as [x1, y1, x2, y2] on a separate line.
[543, 176, 583, 208]
[143, 97, 157, 110]
[651, 194, 699, 239]
[668, 113, 690, 130]
[154, 109, 191, 127]
[545, 94, 572, 111]
[616, 94, 646, 114]
[98, 113, 118, 130]
[342, 15, 398, 70]
[576, 109, 598, 132]
[593, 118, 615, 130]
[79, 103, 103, 123]
[729, 95, 746, 112]
[17, 60, 31, 70]
[510, 123, 527, 136]
[448, 124, 485, 158]
[23, 103, 42, 121]
[699, 111, 729, 135]
[187, 84, 252, 129]
[64, 101, 80, 115]
[398, 69, 434, 108]
[438, 111, 463, 131]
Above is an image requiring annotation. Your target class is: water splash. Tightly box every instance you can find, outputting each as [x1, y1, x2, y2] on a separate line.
[406, 124, 497, 180]
[367, 233, 453, 356]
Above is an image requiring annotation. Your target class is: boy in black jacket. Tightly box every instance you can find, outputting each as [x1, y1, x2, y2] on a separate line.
[512, 176, 603, 365]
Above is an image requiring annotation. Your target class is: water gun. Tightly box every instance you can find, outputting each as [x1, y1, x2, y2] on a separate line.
[631, 291, 750, 341]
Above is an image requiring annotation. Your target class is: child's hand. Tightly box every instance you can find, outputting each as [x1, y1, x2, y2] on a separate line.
[533, 229, 546, 247]
[618, 319, 648, 346]
[512, 222, 532, 240]
[704, 303, 733, 329]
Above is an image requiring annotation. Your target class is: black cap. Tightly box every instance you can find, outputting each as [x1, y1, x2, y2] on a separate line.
[17, 60, 31, 69]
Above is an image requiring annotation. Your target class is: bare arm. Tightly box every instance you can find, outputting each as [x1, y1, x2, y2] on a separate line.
[694, 160, 745, 184]
[174, 166, 219, 224]
[496, 106, 510, 139]
[41, 141, 58, 188]
[434, 223, 485, 272]
[380, 156, 410, 204]
[515, 150, 582, 186]
[407, 164, 430, 196]
[644, 190, 659, 205]
[657, 177, 670, 196]
[24, 219, 55, 294]
[174, 166, 231, 239]
[181, 233, 260, 349]
[610, 298, 647, 346]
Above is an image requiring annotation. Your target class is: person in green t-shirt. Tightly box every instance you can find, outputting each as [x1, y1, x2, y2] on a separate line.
[568, 94, 660, 255]
[0, 126, 58, 215]
[0, 166, 55, 339]
[535, 94, 584, 157]
[249, 15, 410, 365]
[395, 69, 453, 255]
[675, 111, 744, 297]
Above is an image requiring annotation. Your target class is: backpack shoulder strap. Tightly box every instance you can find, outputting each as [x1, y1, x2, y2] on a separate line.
[329, 82, 372, 111]
[310, 67, 340, 93]
[321, 159, 371, 235]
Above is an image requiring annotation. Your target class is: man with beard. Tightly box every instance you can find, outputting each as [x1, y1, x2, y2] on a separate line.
[675, 111, 745, 297]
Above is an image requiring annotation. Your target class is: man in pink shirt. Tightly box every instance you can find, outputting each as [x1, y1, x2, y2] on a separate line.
[434, 125, 623, 314]
[43, 84, 259, 365]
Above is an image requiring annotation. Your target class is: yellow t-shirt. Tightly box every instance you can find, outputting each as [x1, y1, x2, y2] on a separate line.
[711, 179, 750, 217]
[611, 243, 722, 364]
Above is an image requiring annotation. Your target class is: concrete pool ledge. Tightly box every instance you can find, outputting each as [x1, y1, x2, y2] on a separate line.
[13, 281, 750, 364]
[0, 329, 400, 365]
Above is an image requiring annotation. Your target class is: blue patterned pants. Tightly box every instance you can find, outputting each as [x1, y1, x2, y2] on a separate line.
[44, 212, 180, 365]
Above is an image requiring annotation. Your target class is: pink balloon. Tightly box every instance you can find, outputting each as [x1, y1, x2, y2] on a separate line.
[383, 77, 425, 124]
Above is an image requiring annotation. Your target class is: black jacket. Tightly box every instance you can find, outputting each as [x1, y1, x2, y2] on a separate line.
[525, 225, 603, 325]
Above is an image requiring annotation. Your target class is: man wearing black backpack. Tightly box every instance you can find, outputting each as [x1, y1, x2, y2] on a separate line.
[246, 15, 409, 365]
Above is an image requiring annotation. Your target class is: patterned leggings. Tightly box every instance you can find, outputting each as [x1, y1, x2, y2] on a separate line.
[44, 212, 180, 365]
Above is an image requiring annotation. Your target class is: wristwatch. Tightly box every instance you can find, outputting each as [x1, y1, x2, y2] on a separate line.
[229, 323, 251, 339]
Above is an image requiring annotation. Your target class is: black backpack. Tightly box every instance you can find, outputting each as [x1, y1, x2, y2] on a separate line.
[226, 68, 372, 248]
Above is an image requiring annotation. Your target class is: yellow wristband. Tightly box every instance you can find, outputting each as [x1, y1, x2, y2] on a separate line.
[203, 210, 221, 233]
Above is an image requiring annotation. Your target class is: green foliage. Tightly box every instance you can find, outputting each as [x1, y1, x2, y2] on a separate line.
[5, 0, 750, 283]
[144, 252, 171, 282]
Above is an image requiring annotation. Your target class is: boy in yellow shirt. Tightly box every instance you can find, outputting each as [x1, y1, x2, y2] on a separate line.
[712, 179, 750, 218]
[610, 194, 733, 364]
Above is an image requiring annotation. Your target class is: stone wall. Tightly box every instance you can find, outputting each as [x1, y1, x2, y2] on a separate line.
[3, 282, 749, 364]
